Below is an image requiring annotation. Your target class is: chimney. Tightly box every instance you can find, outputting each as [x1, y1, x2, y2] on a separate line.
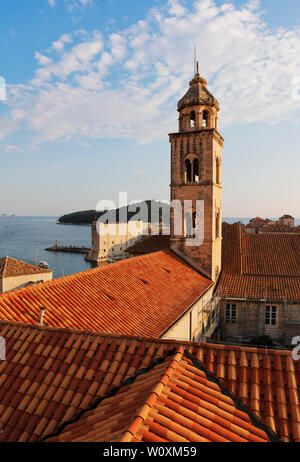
[39, 307, 45, 326]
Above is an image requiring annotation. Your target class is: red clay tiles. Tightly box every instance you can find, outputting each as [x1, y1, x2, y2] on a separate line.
[218, 223, 300, 301]
[0, 257, 51, 278]
[48, 348, 270, 443]
[0, 250, 212, 337]
[125, 235, 170, 255]
[0, 321, 299, 442]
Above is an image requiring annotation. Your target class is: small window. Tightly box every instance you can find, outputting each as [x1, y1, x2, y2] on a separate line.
[192, 158, 199, 183]
[265, 306, 277, 325]
[225, 304, 236, 323]
[202, 110, 209, 127]
[216, 210, 220, 239]
[190, 110, 196, 128]
[185, 159, 192, 183]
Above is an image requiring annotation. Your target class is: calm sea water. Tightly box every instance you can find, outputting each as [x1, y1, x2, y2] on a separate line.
[0, 216, 299, 280]
[0, 216, 96, 279]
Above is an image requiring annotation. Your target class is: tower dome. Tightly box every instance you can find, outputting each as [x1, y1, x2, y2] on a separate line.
[177, 64, 219, 131]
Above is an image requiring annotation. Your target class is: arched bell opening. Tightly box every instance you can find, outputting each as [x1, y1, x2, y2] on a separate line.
[185, 159, 192, 183]
[192, 158, 199, 183]
[189, 110, 196, 128]
[202, 110, 209, 128]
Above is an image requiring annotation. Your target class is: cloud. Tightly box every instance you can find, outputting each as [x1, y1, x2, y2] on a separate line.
[3, 0, 300, 148]
[47, 0, 93, 10]
[35, 52, 52, 66]
[52, 34, 73, 52]
[1, 145, 23, 155]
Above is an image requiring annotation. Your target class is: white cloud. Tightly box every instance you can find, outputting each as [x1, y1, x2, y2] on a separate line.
[52, 34, 73, 52]
[47, 0, 93, 10]
[1, 145, 23, 155]
[167, 0, 186, 17]
[65, 0, 94, 12]
[136, 169, 147, 175]
[3, 0, 300, 148]
[35, 52, 52, 66]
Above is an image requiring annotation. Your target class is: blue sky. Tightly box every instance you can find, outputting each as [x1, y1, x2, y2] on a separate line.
[0, 0, 300, 217]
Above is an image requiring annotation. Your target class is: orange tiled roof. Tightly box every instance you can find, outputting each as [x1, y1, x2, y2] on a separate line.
[48, 348, 270, 443]
[0, 256, 51, 278]
[0, 320, 299, 442]
[219, 223, 300, 301]
[0, 250, 212, 337]
[125, 235, 170, 255]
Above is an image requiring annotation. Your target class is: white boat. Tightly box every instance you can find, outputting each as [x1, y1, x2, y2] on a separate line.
[39, 261, 49, 268]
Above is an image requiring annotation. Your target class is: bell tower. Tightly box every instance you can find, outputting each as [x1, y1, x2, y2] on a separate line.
[169, 64, 224, 282]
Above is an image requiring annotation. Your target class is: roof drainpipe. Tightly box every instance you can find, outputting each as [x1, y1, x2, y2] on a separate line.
[39, 307, 45, 326]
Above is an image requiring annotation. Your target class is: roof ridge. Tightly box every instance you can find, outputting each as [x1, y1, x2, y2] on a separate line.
[185, 351, 278, 442]
[0, 319, 197, 346]
[0, 319, 293, 354]
[120, 346, 184, 442]
[3, 256, 8, 277]
[42, 347, 182, 442]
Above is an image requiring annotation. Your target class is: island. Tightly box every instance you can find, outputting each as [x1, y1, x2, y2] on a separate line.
[57, 200, 170, 225]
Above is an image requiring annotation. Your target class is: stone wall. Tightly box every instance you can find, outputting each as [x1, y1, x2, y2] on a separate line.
[87, 221, 148, 262]
[169, 129, 223, 281]
[220, 299, 300, 346]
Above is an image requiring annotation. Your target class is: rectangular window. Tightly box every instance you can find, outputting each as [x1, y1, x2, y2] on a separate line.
[225, 304, 236, 323]
[265, 306, 277, 325]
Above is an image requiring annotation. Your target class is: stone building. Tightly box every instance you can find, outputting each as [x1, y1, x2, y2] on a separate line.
[244, 215, 298, 234]
[0, 68, 221, 343]
[0, 256, 52, 293]
[217, 223, 300, 346]
[86, 220, 148, 263]
[279, 214, 295, 227]
[169, 63, 223, 282]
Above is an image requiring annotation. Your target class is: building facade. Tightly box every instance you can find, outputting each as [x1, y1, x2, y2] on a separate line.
[86, 221, 148, 263]
[218, 223, 300, 346]
[0, 256, 53, 293]
[169, 64, 223, 282]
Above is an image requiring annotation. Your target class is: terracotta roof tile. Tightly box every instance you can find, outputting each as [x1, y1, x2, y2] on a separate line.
[47, 349, 270, 443]
[0, 250, 212, 337]
[0, 320, 299, 442]
[218, 223, 300, 300]
[125, 235, 170, 255]
[0, 256, 52, 278]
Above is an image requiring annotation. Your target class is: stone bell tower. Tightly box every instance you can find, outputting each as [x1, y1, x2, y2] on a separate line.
[169, 64, 224, 282]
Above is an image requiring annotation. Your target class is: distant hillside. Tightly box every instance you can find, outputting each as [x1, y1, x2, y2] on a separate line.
[58, 200, 170, 225]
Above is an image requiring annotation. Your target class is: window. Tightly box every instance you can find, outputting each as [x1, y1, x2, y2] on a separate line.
[192, 158, 199, 183]
[225, 304, 236, 323]
[202, 110, 209, 127]
[189, 110, 196, 128]
[265, 306, 277, 325]
[216, 209, 220, 239]
[185, 159, 192, 183]
[184, 212, 192, 238]
[192, 211, 197, 239]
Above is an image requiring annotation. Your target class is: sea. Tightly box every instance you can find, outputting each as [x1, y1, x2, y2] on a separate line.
[0, 216, 96, 279]
[0, 216, 299, 279]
